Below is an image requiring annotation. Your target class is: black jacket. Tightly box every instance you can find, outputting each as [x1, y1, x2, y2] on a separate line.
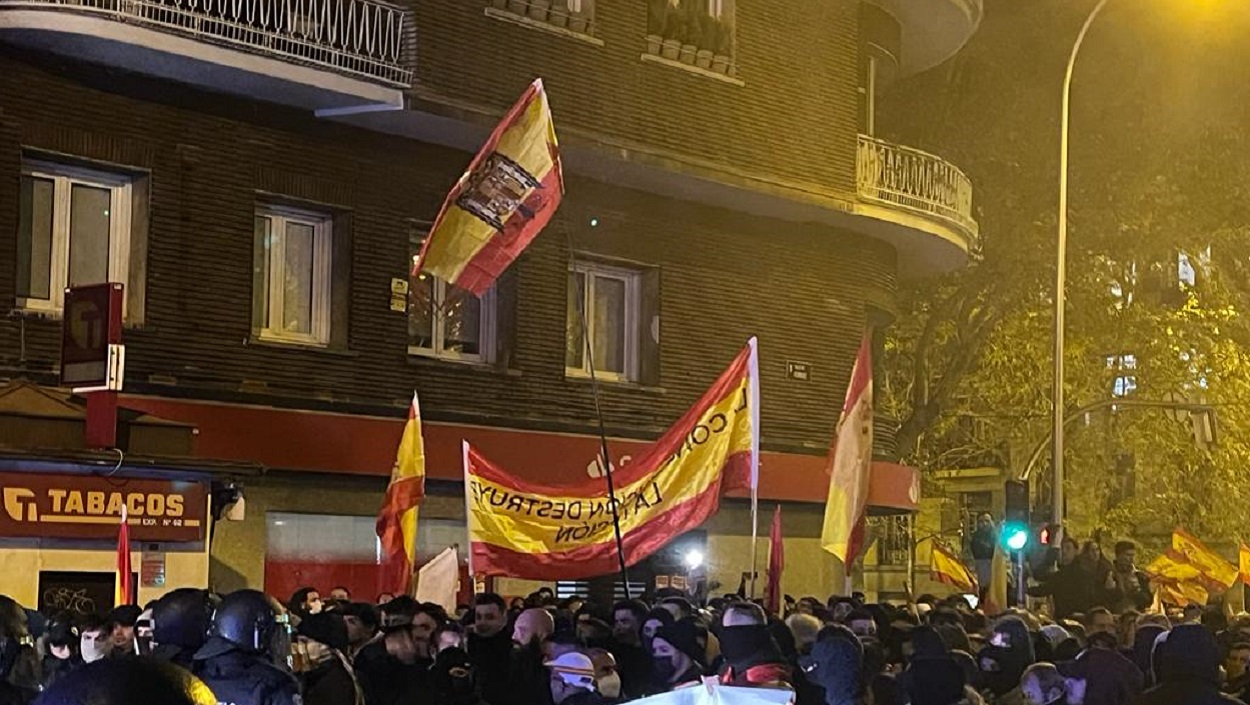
[301, 655, 360, 705]
[193, 637, 302, 705]
[1135, 625, 1246, 705]
[468, 631, 513, 705]
[353, 640, 432, 705]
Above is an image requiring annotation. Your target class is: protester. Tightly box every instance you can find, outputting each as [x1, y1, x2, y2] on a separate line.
[0, 596, 38, 705]
[469, 592, 513, 705]
[355, 597, 438, 705]
[290, 587, 325, 620]
[330, 587, 352, 604]
[609, 600, 650, 698]
[40, 614, 80, 690]
[1136, 624, 1246, 705]
[546, 652, 603, 705]
[1225, 642, 1250, 701]
[651, 620, 703, 689]
[717, 602, 791, 689]
[296, 611, 361, 705]
[800, 626, 864, 705]
[1021, 663, 1083, 705]
[1056, 625, 1143, 705]
[585, 648, 622, 702]
[341, 602, 381, 663]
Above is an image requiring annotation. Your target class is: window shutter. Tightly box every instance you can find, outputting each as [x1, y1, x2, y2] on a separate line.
[638, 267, 661, 387]
[329, 211, 353, 350]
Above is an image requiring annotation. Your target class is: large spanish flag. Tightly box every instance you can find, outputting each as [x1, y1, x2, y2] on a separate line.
[464, 339, 759, 579]
[929, 541, 977, 594]
[413, 79, 563, 297]
[376, 393, 427, 595]
[1240, 541, 1250, 584]
[1172, 528, 1237, 592]
[821, 334, 873, 565]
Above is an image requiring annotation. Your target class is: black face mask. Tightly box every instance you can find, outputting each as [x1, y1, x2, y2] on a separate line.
[653, 657, 678, 683]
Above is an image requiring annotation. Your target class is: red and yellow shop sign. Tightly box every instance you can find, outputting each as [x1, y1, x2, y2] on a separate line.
[0, 473, 207, 542]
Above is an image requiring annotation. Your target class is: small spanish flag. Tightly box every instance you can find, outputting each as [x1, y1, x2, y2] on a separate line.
[414, 78, 563, 297]
[116, 505, 132, 606]
[929, 541, 977, 594]
[1172, 528, 1237, 592]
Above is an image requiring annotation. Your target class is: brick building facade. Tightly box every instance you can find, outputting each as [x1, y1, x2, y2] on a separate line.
[0, 0, 980, 605]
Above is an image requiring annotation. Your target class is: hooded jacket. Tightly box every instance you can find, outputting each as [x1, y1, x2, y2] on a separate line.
[1127, 625, 1166, 687]
[799, 630, 863, 705]
[717, 625, 792, 688]
[1057, 646, 1143, 705]
[1134, 625, 1246, 705]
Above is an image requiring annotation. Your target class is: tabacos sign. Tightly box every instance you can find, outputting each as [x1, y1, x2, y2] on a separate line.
[0, 473, 208, 542]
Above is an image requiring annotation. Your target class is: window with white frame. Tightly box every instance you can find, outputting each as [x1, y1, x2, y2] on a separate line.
[1107, 354, 1138, 398]
[16, 161, 133, 315]
[408, 240, 496, 362]
[566, 260, 641, 382]
[253, 205, 333, 346]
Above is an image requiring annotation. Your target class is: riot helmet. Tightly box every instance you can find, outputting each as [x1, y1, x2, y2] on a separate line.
[209, 589, 278, 654]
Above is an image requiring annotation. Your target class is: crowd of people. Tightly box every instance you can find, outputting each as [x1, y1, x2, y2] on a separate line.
[2, 579, 1250, 705]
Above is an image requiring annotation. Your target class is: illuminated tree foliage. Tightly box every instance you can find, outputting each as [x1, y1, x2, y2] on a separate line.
[876, 0, 1250, 549]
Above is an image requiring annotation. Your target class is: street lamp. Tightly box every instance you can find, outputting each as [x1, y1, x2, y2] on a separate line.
[1054, 0, 1113, 536]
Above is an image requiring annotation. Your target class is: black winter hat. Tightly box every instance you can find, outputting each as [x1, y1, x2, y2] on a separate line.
[654, 619, 703, 664]
[298, 612, 349, 652]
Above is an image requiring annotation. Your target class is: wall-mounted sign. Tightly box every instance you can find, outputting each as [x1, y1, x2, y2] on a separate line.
[61, 283, 125, 391]
[0, 473, 207, 542]
[141, 550, 167, 587]
[786, 361, 812, 382]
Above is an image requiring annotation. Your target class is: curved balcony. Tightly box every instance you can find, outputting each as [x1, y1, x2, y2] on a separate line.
[854, 135, 978, 276]
[0, 0, 411, 112]
[866, 0, 982, 75]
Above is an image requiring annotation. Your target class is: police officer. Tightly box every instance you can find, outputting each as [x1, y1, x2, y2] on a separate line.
[150, 589, 215, 671]
[193, 590, 302, 705]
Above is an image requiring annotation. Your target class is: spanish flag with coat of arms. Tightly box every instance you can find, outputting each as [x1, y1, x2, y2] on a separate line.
[414, 78, 563, 297]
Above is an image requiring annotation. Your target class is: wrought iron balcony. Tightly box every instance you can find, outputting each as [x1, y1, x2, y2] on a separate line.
[856, 135, 979, 254]
[0, 0, 412, 114]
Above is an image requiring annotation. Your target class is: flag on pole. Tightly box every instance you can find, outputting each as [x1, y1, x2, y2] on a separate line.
[115, 505, 132, 606]
[766, 505, 784, 615]
[464, 339, 758, 579]
[984, 544, 1010, 616]
[1239, 541, 1250, 584]
[821, 334, 874, 566]
[929, 541, 977, 594]
[415, 546, 460, 615]
[1172, 528, 1237, 592]
[413, 79, 563, 297]
[377, 392, 427, 595]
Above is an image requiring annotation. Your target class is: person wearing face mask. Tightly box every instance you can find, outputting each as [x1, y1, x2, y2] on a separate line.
[40, 615, 80, 689]
[544, 652, 605, 705]
[296, 611, 362, 705]
[290, 587, 325, 620]
[586, 648, 621, 703]
[78, 616, 114, 665]
[650, 620, 704, 691]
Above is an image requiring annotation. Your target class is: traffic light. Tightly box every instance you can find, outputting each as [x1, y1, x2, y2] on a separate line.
[1002, 480, 1030, 552]
[1039, 524, 1052, 546]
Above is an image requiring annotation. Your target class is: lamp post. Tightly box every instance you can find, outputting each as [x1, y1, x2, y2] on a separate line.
[1054, 0, 1113, 536]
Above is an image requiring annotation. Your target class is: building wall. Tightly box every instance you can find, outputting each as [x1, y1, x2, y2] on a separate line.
[414, 0, 862, 195]
[0, 50, 896, 454]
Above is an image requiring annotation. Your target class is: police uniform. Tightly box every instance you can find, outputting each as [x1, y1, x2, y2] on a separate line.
[195, 636, 303, 705]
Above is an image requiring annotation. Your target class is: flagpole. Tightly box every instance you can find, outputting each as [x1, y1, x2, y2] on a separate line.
[462, 440, 476, 587]
[747, 337, 761, 600]
[566, 231, 630, 598]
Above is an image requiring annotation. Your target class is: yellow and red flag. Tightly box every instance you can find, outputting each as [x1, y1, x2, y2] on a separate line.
[820, 334, 873, 565]
[376, 392, 427, 595]
[464, 339, 759, 579]
[1145, 551, 1203, 584]
[1159, 580, 1209, 608]
[1172, 528, 1237, 592]
[115, 505, 132, 606]
[929, 541, 977, 594]
[1239, 541, 1250, 585]
[413, 78, 563, 297]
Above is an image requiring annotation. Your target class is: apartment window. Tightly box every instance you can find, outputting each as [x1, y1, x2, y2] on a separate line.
[253, 205, 332, 346]
[17, 162, 133, 314]
[566, 261, 641, 382]
[408, 242, 496, 362]
[1107, 354, 1138, 398]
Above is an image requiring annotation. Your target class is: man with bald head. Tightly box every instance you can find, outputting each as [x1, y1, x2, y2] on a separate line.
[506, 608, 557, 705]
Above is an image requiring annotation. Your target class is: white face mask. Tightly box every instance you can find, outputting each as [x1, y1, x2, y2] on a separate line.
[50, 644, 72, 660]
[597, 672, 622, 699]
[80, 635, 108, 663]
[308, 600, 324, 615]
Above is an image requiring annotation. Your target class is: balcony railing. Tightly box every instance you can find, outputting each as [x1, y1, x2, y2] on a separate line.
[2, 0, 413, 86]
[857, 134, 978, 244]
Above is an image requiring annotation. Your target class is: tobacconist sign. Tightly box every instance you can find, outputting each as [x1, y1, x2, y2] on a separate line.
[0, 473, 207, 542]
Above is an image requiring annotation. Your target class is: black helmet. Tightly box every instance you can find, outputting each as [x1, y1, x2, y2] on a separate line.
[34, 656, 216, 705]
[152, 589, 213, 651]
[210, 590, 277, 654]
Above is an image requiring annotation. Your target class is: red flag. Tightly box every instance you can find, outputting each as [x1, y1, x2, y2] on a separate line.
[115, 505, 132, 606]
[767, 504, 784, 614]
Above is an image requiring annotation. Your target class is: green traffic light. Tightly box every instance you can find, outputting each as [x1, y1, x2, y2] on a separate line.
[1002, 523, 1029, 551]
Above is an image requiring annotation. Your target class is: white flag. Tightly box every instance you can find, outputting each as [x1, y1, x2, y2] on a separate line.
[415, 546, 459, 613]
